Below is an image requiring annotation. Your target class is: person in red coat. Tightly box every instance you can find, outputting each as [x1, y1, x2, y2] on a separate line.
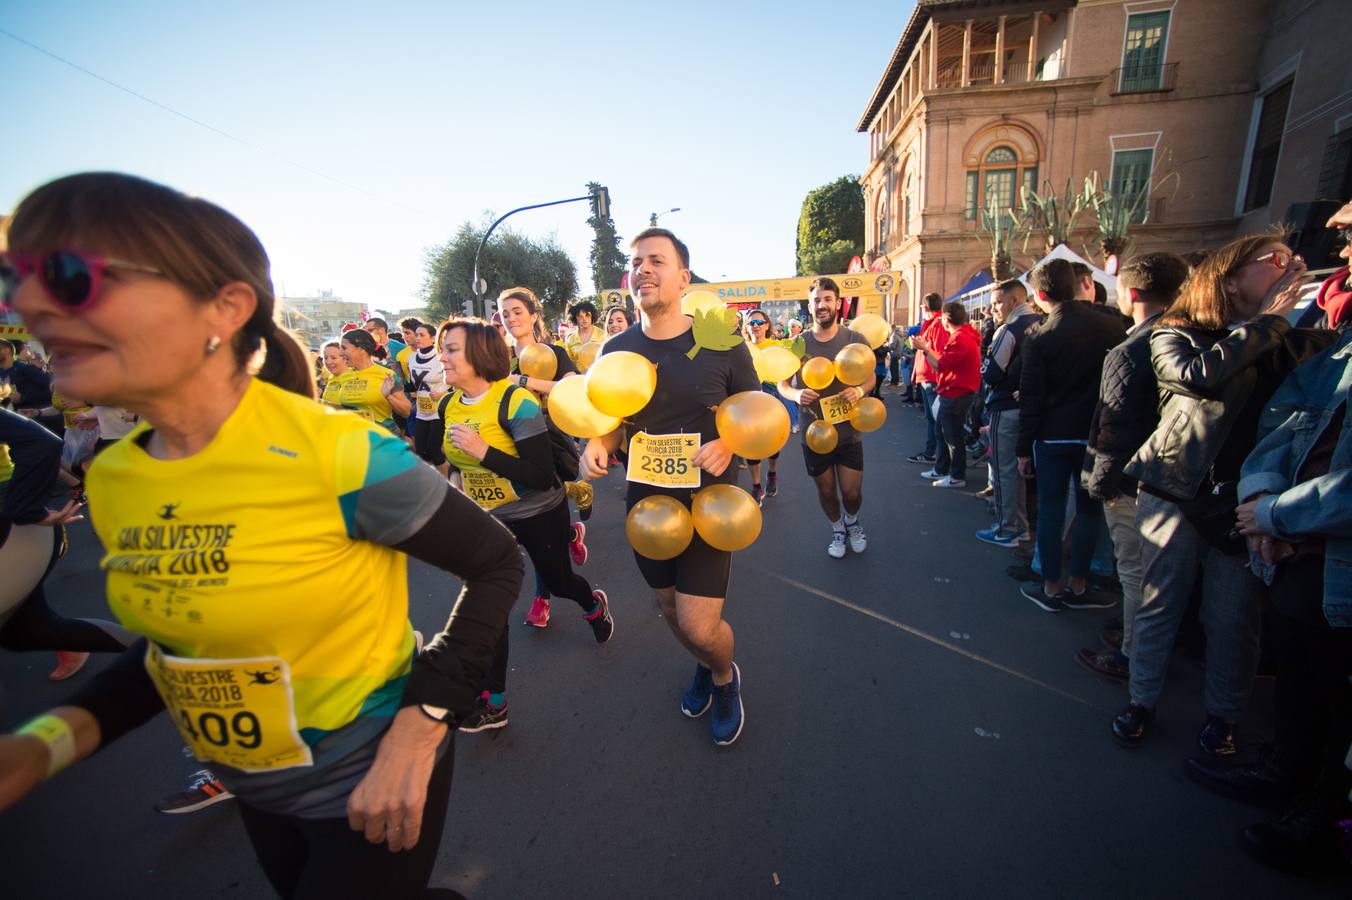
[913, 302, 982, 486]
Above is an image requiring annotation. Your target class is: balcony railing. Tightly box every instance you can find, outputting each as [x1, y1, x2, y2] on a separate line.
[1112, 62, 1178, 94]
[935, 55, 1038, 89]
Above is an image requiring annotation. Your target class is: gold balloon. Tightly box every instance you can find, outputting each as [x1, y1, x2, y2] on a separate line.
[576, 341, 601, 373]
[805, 419, 839, 454]
[850, 313, 890, 350]
[759, 345, 801, 383]
[586, 350, 657, 418]
[626, 495, 694, 560]
[834, 343, 875, 386]
[802, 356, 835, 391]
[715, 390, 791, 460]
[547, 374, 622, 439]
[691, 484, 763, 552]
[850, 396, 888, 433]
[746, 341, 768, 383]
[681, 290, 723, 317]
[518, 343, 558, 380]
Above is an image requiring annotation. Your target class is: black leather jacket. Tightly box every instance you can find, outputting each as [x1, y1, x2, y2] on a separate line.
[1125, 315, 1335, 501]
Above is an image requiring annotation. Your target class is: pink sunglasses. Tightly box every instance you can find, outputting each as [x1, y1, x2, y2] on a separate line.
[1, 250, 163, 312]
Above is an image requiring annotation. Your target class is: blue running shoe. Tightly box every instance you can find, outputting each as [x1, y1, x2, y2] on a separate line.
[710, 663, 744, 746]
[975, 527, 1017, 548]
[681, 663, 713, 718]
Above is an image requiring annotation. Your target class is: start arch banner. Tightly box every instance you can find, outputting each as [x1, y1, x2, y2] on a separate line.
[600, 270, 898, 311]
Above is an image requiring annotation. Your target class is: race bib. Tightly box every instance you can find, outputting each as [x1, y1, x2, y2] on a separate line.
[417, 396, 437, 414]
[627, 432, 701, 488]
[462, 468, 520, 509]
[145, 643, 312, 772]
[820, 393, 855, 425]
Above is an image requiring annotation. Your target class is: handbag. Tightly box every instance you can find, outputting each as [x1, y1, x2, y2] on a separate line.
[1177, 479, 1245, 556]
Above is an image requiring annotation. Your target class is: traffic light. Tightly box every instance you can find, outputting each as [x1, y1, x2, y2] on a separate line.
[591, 185, 610, 221]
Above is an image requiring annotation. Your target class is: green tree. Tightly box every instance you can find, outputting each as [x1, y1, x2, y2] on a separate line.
[423, 216, 579, 324]
[796, 175, 864, 275]
[586, 181, 627, 293]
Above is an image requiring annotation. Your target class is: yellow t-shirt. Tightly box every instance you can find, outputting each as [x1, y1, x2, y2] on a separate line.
[320, 370, 352, 406]
[336, 365, 394, 429]
[85, 379, 443, 811]
[52, 390, 94, 429]
[564, 329, 603, 364]
[0, 443, 12, 485]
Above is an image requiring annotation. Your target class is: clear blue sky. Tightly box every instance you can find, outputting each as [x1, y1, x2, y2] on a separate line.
[2, 1, 907, 311]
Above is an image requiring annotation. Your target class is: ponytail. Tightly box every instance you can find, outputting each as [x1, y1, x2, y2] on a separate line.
[256, 324, 316, 399]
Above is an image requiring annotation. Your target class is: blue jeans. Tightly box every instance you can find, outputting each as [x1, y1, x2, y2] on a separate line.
[920, 383, 938, 456]
[1032, 441, 1103, 584]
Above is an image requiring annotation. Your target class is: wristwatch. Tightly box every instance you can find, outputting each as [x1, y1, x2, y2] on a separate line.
[518, 374, 529, 387]
[419, 704, 449, 724]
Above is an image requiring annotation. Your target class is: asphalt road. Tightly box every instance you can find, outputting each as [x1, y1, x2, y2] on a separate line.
[1, 390, 1344, 898]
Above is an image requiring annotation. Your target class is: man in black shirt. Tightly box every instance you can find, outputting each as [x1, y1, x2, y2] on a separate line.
[579, 228, 759, 746]
[778, 278, 874, 559]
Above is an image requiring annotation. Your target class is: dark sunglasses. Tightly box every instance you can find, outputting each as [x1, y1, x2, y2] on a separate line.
[0, 251, 163, 312]
[746, 318, 769, 327]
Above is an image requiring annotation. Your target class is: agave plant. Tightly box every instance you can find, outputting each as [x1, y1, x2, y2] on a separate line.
[1018, 177, 1095, 255]
[978, 199, 1024, 279]
[1084, 169, 1180, 264]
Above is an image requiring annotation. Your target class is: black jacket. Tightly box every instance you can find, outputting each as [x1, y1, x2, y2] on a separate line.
[982, 304, 1040, 412]
[1084, 313, 1162, 500]
[0, 407, 62, 527]
[1125, 315, 1336, 501]
[2, 360, 52, 410]
[1016, 301, 1127, 456]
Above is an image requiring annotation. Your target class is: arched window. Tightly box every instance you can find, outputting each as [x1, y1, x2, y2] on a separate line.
[875, 186, 890, 252]
[903, 172, 915, 237]
[965, 144, 1038, 220]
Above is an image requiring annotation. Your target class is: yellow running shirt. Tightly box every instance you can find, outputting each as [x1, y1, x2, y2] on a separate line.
[0, 443, 11, 485]
[320, 369, 352, 406]
[335, 364, 394, 430]
[440, 380, 556, 520]
[85, 378, 445, 816]
[51, 390, 93, 428]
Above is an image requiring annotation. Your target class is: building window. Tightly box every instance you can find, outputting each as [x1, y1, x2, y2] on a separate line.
[965, 145, 1034, 219]
[1243, 80, 1293, 213]
[1111, 148, 1155, 224]
[902, 173, 915, 237]
[1120, 11, 1170, 92]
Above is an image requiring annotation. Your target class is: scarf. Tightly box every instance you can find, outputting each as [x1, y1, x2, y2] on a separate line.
[1316, 266, 1351, 328]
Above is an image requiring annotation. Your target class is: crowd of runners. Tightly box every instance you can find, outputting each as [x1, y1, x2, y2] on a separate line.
[0, 172, 1350, 895]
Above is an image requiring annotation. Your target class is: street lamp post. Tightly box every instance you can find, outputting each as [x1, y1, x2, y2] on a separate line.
[471, 186, 610, 318]
[649, 207, 681, 226]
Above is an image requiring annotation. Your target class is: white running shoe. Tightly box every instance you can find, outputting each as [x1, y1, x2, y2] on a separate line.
[846, 522, 867, 553]
[919, 468, 941, 479]
[933, 476, 967, 488]
[828, 530, 847, 559]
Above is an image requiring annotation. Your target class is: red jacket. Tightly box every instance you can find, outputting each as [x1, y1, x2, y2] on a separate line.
[935, 324, 982, 397]
[912, 313, 948, 383]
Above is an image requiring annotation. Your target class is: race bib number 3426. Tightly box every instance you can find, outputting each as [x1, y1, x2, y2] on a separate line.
[145, 643, 313, 772]
[626, 432, 701, 488]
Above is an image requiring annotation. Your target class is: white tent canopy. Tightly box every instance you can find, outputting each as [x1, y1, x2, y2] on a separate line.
[958, 243, 1118, 310]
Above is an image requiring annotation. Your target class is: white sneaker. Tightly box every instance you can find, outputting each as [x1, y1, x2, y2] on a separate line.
[828, 530, 847, 559]
[933, 476, 967, 488]
[846, 522, 867, 553]
[919, 468, 941, 479]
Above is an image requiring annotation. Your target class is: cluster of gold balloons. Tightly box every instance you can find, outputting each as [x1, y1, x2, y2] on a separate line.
[517, 343, 558, 380]
[575, 341, 601, 373]
[625, 484, 762, 559]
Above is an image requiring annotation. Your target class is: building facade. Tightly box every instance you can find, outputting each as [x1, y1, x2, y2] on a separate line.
[858, 0, 1352, 325]
[277, 291, 367, 350]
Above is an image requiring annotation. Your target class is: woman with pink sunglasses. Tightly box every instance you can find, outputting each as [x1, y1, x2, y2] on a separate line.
[0, 172, 521, 899]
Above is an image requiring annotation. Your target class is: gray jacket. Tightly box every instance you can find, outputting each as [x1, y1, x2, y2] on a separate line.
[1238, 327, 1352, 626]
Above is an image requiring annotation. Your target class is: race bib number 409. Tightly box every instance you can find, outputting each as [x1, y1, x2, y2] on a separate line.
[145, 643, 313, 772]
[627, 432, 701, 488]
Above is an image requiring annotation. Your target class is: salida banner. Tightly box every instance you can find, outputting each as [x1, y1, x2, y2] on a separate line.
[601, 270, 898, 308]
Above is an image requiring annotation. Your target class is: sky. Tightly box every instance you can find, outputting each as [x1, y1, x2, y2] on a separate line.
[1, 1, 906, 312]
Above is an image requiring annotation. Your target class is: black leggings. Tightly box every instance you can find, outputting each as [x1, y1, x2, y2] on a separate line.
[485, 499, 595, 694]
[0, 526, 133, 653]
[237, 736, 458, 900]
[412, 417, 444, 466]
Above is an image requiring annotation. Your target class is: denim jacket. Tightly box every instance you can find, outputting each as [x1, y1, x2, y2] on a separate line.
[1238, 328, 1352, 626]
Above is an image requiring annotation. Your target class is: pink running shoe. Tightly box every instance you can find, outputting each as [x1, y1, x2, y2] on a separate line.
[569, 521, 588, 566]
[49, 651, 89, 681]
[524, 595, 551, 628]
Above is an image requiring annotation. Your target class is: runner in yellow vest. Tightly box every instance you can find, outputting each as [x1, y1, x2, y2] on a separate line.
[337, 329, 407, 432]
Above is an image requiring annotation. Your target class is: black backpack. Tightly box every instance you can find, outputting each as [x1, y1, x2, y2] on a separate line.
[437, 385, 580, 483]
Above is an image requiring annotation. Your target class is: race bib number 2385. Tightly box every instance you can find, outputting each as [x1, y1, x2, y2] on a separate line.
[627, 432, 701, 488]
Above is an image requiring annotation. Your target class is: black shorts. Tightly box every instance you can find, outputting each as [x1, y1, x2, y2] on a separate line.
[412, 417, 445, 466]
[802, 439, 864, 478]
[625, 483, 733, 598]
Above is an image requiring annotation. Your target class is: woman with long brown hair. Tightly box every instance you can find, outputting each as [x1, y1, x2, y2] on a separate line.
[1115, 229, 1336, 754]
[0, 172, 522, 899]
